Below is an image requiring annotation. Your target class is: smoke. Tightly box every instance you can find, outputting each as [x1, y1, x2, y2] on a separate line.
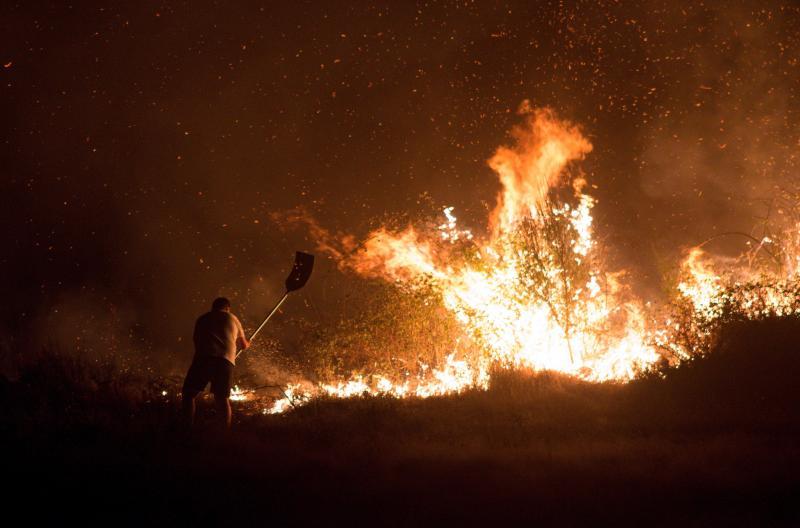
[28, 290, 150, 372]
[636, 2, 800, 262]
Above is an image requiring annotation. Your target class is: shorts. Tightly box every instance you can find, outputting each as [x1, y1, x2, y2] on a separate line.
[182, 355, 234, 399]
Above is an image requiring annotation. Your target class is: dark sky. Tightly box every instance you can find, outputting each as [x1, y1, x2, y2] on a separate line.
[2, 1, 800, 367]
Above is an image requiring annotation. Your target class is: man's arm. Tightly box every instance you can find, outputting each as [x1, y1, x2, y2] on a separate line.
[235, 317, 250, 350]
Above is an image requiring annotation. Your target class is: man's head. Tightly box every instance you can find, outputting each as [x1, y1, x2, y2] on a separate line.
[211, 297, 232, 312]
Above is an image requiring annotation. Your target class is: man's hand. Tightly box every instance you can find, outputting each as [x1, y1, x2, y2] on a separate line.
[238, 337, 251, 350]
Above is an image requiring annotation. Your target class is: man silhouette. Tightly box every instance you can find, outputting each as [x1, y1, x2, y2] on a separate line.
[182, 297, 249, 429]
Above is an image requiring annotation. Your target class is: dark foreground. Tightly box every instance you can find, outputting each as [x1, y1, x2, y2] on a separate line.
[4, 318, 800, 526]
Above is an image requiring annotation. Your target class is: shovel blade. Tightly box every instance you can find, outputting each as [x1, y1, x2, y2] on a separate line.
[285, 251, 314, 292]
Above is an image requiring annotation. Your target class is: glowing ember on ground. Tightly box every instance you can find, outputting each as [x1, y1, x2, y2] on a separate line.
[230, 385, 249, 402]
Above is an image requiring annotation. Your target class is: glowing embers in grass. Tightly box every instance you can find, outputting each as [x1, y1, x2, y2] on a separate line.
[260, 354, 490, 415]
[320, 352, 490, 398]
[230, 385, 249, 401]
[265, 384, 311, 414]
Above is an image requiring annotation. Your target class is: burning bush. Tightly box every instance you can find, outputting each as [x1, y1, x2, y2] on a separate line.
[294, 279, 468, 381]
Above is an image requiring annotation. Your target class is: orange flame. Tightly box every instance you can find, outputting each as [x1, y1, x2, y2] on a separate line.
[488, 106, 593, 237]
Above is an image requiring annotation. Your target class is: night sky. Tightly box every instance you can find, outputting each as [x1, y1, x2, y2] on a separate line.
[3, 1, 800, 369]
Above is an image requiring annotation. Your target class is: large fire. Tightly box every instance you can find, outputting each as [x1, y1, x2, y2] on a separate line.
[241, 105, 800, 414]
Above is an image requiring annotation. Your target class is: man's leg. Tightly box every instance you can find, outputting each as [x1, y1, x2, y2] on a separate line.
[210, 357, 234, 431]
[214, 395, 232, 430]
[181, 389, 200, 428]
[182, 358, 207, 430]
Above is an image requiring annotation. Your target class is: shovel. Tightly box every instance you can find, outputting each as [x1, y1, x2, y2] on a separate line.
[236, 251, 314, 359]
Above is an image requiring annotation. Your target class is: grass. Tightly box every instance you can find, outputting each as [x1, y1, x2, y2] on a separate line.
[3, 317, 800, 525]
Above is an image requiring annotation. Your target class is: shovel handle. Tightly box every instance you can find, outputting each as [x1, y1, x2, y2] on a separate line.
[236, 292, 289, 359]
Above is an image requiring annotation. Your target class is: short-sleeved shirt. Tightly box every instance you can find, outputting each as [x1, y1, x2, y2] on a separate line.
[193, 310, 246, 366]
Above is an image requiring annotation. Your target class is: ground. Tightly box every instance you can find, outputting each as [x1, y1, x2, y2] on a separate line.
[3, 317, 800, 526]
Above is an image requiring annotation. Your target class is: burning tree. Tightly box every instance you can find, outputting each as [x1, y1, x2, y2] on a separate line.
[509, 198, 598, 364]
